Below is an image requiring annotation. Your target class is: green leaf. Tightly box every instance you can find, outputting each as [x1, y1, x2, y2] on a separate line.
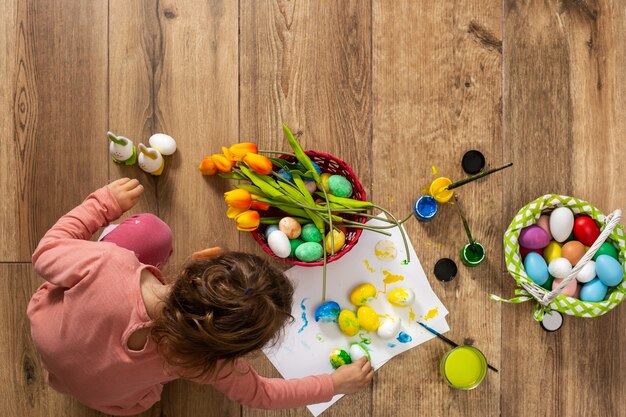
[314, 192, 374, 209]
[235, 184, 265, 196]
[283, 124, 320, 182]
[218, 172, 247, 180]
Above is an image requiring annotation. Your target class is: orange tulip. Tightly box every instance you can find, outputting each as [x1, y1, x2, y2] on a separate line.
[250, 194, 270, 211]
[226, 206, 247, 218]
[222, 146, 236, 161]
[243, 153, 273, 175]
[224, 189, 252, 209]
[198, 156, 218, 175]
[212, 154, 235, 173]
[229, 143, 258, 161]
[235, 210, 260, 232]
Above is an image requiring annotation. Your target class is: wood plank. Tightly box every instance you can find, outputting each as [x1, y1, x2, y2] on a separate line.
[503, 1, 626, 416]
[240, 0, 372, 416]
[373, 1, 502, 416]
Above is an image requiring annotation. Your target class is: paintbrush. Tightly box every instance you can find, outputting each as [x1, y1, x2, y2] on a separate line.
[453, 195, 477, 251]
[446, 162, 513, 191]
[417, 321, 499, 373]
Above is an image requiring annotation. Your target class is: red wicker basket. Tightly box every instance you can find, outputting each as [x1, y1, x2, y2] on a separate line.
[251, 150, 367, 266]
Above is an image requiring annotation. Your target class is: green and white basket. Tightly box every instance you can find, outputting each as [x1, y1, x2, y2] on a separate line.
[493, 195, 625, 320]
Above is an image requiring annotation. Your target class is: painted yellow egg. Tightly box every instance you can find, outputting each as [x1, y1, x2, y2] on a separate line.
[317, 173, 332, 192]
[387, 288, 415, 307]
[357, 306, 380, 331]
[325, 229, 346, 254]
[350, 283, 377, 306]
[542, 241, 562, 264]
[338, 309, 360, 336]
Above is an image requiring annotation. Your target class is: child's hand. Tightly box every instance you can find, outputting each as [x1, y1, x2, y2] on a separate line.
[330, 357, 374, 395]
[108, 178, 144, 212]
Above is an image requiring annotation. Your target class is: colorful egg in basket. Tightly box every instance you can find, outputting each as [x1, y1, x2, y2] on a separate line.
[501, 194, 626, 319]
[251, 151, 367, 266]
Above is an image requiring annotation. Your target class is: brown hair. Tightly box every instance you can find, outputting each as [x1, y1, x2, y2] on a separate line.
[151, 252, 294, 379]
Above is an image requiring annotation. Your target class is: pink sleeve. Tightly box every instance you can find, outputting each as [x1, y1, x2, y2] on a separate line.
[32, 186, 123, 288]
[206, 360, 334, 409]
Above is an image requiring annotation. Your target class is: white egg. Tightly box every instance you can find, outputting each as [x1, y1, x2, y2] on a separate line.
[576, 260, 596, 283]
[377, 315, 401, 339]
[149, 133, 177, 155]
[305, 180, 317, 194]
[548, 257, 573, 279]
[349, 343, 370, 362]
[549, 207, 574, 243]
[267, 230, 291, 258]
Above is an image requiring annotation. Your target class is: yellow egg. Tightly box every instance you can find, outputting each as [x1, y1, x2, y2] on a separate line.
[543, 241, 562, 264]
[325, 229, 346, 254]
[338, 310, 360, 336]
[317, 173, 332, 192]
[350, 283, 377, 306]
[357, 306, 380, 331]
[387, 288, 415, 307]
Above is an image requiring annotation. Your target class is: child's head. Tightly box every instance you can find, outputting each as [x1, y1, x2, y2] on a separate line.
[151, 252, 294, 378]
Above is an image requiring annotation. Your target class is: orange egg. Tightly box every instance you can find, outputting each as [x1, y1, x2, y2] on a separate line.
[561, 241, 585, 266]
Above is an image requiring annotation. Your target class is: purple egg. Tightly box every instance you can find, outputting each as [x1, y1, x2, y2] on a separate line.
[519, 225, 551, 249]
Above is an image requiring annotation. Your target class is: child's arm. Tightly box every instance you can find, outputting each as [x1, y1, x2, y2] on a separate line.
[32, 178, 143, 288]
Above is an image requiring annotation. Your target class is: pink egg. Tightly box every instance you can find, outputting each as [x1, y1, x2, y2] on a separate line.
[573, 284, 582, 299]
[536, 215, 552, 238]
[552, 278, 578, 297]
[519, 225, 551, 249]
[278, 217, 302, 239]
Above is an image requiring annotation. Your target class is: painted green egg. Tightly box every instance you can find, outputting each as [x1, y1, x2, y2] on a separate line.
[329, 348, 352, 369]
[289, 238, 304, 257]
[328, 175, 353, 198]
[593, 241, 619, 261]
[295, 242, 324, 262]
[338, 309, 360, 336]
[301, 223, 323, 243]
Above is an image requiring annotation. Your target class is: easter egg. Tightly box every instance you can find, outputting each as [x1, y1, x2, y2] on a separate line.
[576, 260, 596, 283]
[580, 278, 608, 302]
[357, 306, 380, 331]
[328, 175, 353, 198]
[301, 223, 323, 242]
[329, 348, 352, 369]
[518, 225, 551, 249]
[276, 168, 293, 182]
[593, 242, 619, 261]
[265, 224, 279, 239]
[305, 180, 318, 194]
[148, 133, 177, 155]
[548, 258, 573, 279]
[279, 217, 302, 239]
[552, 278, 578, 297]
[338, 310, 360, 336]
[295, 242, 324, 262]
[387, 288, 415, 307]
[536, 214, 552, 238]
[325, 229, 346, 254]
[573, 215, 600, 246]
[520, 246, 542, 260]
[549, 207, 575, 243]
[595, 255, 624, 287]
[561, 241, 585, 266]
[267, 231, 291, 258]
[542, 241, 562, 264]
[349, 343, 371, 362]
[318, 173, 332, 192]
[574, 284, 582, 299]
[523, 252, 549, 285]
[350, 283, 377, 306]
[314, 301, 341, 323]
[540, 274, 554, 291]
[289, 238, 304, 257]
[377, 315, 401, 339]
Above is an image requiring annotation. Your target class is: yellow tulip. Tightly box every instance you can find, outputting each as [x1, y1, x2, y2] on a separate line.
[235, 210, 260, 232]
[229, 143, 258, 161]
[243, 153, 273, 175]
[224, 189, 252, 209]
[212, 154, 235, 173]
[198, 156, 217, 175]
[226, 206, 247, 218]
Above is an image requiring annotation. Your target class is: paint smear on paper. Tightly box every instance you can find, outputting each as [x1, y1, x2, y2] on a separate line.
[315, 333, 324, 342]
[409, 308, 416, 321]
[396, 331, 413, 343]
[401, 259, 409, 265]
[382, 270, 404, 292]
[375, 239, 397, 261]
[363, 259, 376, 273]
[387, 343, 397, 348]
[423, 306, 439, 321]
[359, 334, 372, 345]
[298, 297, 310, 333]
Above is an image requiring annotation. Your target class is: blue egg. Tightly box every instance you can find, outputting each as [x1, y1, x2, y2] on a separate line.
[595, 255, 624, 287]
[524, 252, 549, 286]
[276, 168, 293, 182]
[580, 278, 608, 302]
[265, 225, 280, 239]
[314, 301, 341, 323]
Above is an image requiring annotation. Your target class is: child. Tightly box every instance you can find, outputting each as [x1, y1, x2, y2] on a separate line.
[27, 178, 373, 416]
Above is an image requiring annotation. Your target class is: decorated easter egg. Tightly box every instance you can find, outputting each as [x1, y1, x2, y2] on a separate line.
[267, 231, 291, 258]
[295, 242, 324, 262]
[542, 241, 562, 264]
[576, 260, 596, 283]
[377, 315, 401, 339]
[593, 242, 619, 261]
[276, 168, 293, 182]
[349, 343, 371, 362]
[595, 255, 624, 287]
[315, 301, 341, 323]
[301, 223, 323, 242]
[580, 278, 608, 302]
[350, 283, 377, 306]
[387, 288, 415, 307]
[279, 217, 302, 239]
[520, 246, 542, 261]
[357, 306, 380, 331]
[318, 173, 332, 192]
[329, 348, 352, 369]
[536, 214, 552, 237]
[305, 180, 318, 194]
[548, 258, 573, 279]
[561, 241, 585, 266]
[328, 175, 353, 198]
[549, 207, 575, 242]
[552, 278, 578, 297]
[523, 252, 549, 286]
[338, 310, 360, 336]
[325, 229, 346, 254]
[289, 238, 304, 257]
[265, 224, 279, 239]
[540, 275, 554, 291]
[148, 133, 177, 155]
[573, 215, 600, 246]
[518, 225, 551, 249]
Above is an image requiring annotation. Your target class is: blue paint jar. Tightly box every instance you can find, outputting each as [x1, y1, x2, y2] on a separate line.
[413, 195, 438, 221]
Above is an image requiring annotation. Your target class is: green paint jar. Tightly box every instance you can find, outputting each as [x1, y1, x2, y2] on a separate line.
[440, 345, 487, 390]
[460, 242, 485, 267]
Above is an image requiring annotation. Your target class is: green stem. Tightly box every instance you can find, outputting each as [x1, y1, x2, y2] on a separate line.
[322, 243, 327, 303]
[373, 205, 411, 263]
[259, 150, 296, 156]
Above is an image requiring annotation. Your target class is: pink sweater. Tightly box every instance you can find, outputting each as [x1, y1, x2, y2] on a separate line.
[27, 187, 334, 415]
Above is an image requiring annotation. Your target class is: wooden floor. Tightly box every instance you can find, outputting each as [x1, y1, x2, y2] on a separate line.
[2, 1, 625, 416]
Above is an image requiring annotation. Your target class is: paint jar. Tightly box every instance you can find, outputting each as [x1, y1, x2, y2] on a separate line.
[460, 242, 485, 267]
[413, 195, 439, 221]
[440, 345, 487, 390]
[429, 177, 454, 203]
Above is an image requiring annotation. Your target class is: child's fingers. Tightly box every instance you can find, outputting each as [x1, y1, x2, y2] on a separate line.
[111, 177, 131, 186]
[128, 184, 144, 198]
[357, 357, 370, 370]
[123, 178, 141, 191]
